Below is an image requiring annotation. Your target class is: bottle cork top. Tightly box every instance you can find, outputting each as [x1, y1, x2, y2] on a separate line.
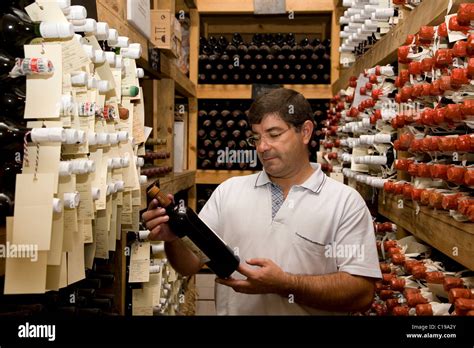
[147, 183, 172, 207]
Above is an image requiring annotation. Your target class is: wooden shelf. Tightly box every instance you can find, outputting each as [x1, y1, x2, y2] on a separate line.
[333, 0, 465, 94]
[197, 84, 333, 99]
[158, 170, 196, 194]
[160, 53, 197, 97]
[196, 0, 335, 13]
[378, 194, 474, 271]
[196, 170, 258, 184]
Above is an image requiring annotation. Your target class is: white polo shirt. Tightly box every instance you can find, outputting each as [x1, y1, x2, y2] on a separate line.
[199, 163, 382, 315]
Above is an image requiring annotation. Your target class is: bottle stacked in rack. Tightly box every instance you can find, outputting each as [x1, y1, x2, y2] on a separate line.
[196, 184, 218, 213]
[199, 33, 331, 84]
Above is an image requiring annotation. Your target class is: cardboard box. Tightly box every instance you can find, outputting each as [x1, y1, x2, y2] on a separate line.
[150, 10, 182, 58]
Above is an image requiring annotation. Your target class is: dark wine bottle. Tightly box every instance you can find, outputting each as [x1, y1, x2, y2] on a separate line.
[147, 184, 240, 278]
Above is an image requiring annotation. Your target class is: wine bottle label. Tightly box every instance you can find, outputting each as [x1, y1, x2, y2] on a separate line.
[180, 236, 211, 264]
[9, 58, 54, 78]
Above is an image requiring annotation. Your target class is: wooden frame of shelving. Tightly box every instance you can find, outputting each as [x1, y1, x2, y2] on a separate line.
[333, 0, 465, 94]
[379, 195, 474, 271]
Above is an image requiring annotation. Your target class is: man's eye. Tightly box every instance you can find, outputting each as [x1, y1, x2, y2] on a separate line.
[269, 133, 281, 138]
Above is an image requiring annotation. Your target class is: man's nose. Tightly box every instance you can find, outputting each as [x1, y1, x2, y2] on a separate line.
[256, 138, 271, 152]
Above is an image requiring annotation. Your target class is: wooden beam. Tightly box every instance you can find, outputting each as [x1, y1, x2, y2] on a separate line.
[197, 84, 332, 99]
[184, 0, 197, 9]
[159, 170, 196, 194]
[189, 9, 200, 86]
[333, 0, 465, 94]
[206, 22, 326, 35]
[330, 8, 341, 85]
[188, 98, 198, 171]
[196, 170, 258, 184]
[155, 78, 175, 169]
[197, 0, 334, 13]
[160, 52, 197, 97]
[379, 194, 474, 271]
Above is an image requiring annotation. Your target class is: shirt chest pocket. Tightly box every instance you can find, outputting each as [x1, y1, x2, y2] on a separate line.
[287, 226, 336, 275]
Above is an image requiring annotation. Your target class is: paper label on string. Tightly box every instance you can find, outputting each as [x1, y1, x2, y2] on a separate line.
[129, 241, 150, 283]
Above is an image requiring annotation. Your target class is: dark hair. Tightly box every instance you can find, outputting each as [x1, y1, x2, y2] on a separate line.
[247, 88, 314, 129]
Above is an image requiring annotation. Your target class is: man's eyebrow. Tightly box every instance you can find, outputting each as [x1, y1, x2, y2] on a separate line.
[252, 126, 286, 135]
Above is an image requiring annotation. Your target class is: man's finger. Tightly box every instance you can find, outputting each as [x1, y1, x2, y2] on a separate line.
[246, 258, 270, 267]
[237, 263, 259, 278]
[147, 198, 159, 211]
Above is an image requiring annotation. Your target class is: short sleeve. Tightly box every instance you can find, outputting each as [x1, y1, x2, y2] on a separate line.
[334, 202, 382, 279]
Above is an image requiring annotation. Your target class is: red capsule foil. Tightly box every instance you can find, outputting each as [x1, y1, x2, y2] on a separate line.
[433, 107, 446, 124]
[403, 184, 413, 199]
[391, 253, 405, 265]
[446, 104, 463, 123]
[449, 288, 473, 304]
[425, 271, 445, 284]
[462, 100, 474, 116]
[412, 264, 428, 279]
[411, 188, 424, 202]
[349, 80, 357, 88]
[400, 69, 410, 85]
[408, 61, 422, 76]
[457, 4, 474, 26]
[409, 139, 423, 153]
[447, 166, 467, 185]
[449, 15, 470, 33]
[379, 263, 392, 273]
[395, 158, 413, 171]
[386, 299, 400, 313]
[451, 68, 469, 87]
[404, 260, 423, 274]
[455, 298, 474, 311]
[438, 22, 449, 38]
[411, 84, 424, 98]
[421, 82, 432, 96]
[392, 306, 410, 316]
[401, 86, 413, 102]
[430, 164, 451, 180]
[384, 240, 398, 251]
[435, 49, 453, 68]
[405, 34, 417, 45]
[398, 45, 411, 64]
[380, 289, 395, 300]
[418, 26, 435, 44]
[349, 107, 359, 117]
[417, 163, 432, 178]
[464, 169, 474, 186]
[442, 193, 462, 210]
[393, 0, 406, 4]
[408, 163, 418, 177]
[420, 189, 432, 205]
[384, 181, 395, 193]
[390, 278, 406, 291]
[430, 80, 442, 96]
[453, 40, 468, 58]
[395, 93, 402, 104]
[327, 152, 338, 160]
[421, 58, 434, 72]
[468, 58, 474, 78]
[394, 182, 407, 195]
[444, 277, 465, 292]
[425, 136, 440, 151]
[416, 304, 433, 316]
[420, 108, 434, 126]
[406, 292, 428, 307]
[438, 137, 457, 151]
[439, 75, 452, 91]
[375, 281, 390, 293]
[456, 135, 473, 152]
[359, 86, 367, 95]
[429, 190, 444, 209]
[365, 82, 373, 91]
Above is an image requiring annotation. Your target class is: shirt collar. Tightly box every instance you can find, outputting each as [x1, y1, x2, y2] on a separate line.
[254, 162, 326, 193]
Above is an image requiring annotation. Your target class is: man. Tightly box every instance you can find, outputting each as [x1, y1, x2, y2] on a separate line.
[142, 88, 382, 315]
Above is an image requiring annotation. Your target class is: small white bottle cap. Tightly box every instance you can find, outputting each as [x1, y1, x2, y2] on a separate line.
[115, 55, 123, 69]
[64, 129, 79, 144]
[114, 180, 124, 192]
[71, 160, 88, 174]
[121, 156, 130, 168]
[69, 18, 86, 26]
[52, 198, 63, 213]
[136, 157, 145, 167]
[86, 159, 95, 173]
[40, 22, 74, 39]
[149, 265, 161, 273]
[139, 175, 147, 185]
[151, 244, 165, 254]
[91, 187, 100, 201]
[138, 230, 150, 240]
[88, 132, 98, 145]
[106, 183, 114, 196]
[108, 133, 119, 145]
[107, 158, 114, 170]
[117, 131, 129, 142]
[73, 33, 82, 42]
[104, 52, 116, 67]
[121, 46, 142, 60]
[97, 80, 112, 93]
[97, 132, 110, 145]
[95, 22, 109, 40]
[66, 5, 87, 20]
[56, 0, 71, 9]
[63, 191, 80, 208]
[114, 36, 130, 48]
[88, 76, 98, 89]
[93, 50, 106, 64]
[111, 157, 122, 169]
[73, 18, 96, 33]
[58, 161, 73, 177]
[136, 68, 144, 78]
[31, 127, 65, 143]
[107, 29, 119, 44]
[374, 133, 391, 143]
[370, 156, 388, 165]
[71, 71, 88, 86]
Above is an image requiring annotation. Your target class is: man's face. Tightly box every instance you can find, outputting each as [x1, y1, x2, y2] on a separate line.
[251, 113, 311, 178]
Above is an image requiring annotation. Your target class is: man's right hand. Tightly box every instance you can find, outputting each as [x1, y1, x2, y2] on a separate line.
[141, 195, 178, 242]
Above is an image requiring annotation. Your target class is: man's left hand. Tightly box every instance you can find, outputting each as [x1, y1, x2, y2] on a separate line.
[215, 258, 291, 295]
